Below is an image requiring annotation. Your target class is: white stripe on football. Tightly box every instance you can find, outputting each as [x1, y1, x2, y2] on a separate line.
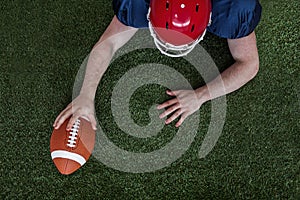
[51, 150, 86, 166]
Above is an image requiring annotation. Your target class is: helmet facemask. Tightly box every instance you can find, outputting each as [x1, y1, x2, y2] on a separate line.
[148, 0, 212, 57]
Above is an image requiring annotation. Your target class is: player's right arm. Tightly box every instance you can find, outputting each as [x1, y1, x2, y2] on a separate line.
[53, 16, 138, 130]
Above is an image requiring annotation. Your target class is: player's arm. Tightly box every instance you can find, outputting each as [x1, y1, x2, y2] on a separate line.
[158, 31, 259, 127]
[196, 31, 259, 102]
[53, 16, 138, 130]
[80, 16, 137, 100]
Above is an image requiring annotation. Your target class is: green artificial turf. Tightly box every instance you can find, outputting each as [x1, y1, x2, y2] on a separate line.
[0, 0, 299, 199]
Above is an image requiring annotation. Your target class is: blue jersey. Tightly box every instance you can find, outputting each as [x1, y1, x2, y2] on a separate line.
[113, 0, 262, 39]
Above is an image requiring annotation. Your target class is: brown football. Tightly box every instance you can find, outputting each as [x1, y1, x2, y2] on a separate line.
[50, 117, 95, 175]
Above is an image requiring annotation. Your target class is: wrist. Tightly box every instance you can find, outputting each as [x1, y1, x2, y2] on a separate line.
[79, 90, 96, 101]
[195, 86, 211, 105]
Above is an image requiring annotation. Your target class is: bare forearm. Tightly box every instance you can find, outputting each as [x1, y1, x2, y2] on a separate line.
[196, 60, 259, 103]
[79, 41, 114, 100]
[78, 16, 137, 100]
[196, 32, 259, 104]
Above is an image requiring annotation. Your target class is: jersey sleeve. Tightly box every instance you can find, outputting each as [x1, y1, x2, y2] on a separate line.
[207, 0, 262, 39]
[112, 0, 150, 28]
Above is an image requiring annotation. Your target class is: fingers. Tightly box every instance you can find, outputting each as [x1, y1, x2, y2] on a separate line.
[165, 109, 182, 124]
[160, 107, 188, 127]
[53, 103, 71, 127]
[175, 114, 188, 128]
[159, 103, 180, 119]
[157, 90, 181, 125]
[80, 114, 97, 130]
[166, 90, 177, 96]
[63, 110, 98, 131]
[157, 90, 195, 127]
[157, 90, 181, 109]
[66, 112, 81, 131]
[53, 106, 73, 130]
[157, 98, 178, 109]
[53, 101, 97, 131]
[88, 114, 97, 130]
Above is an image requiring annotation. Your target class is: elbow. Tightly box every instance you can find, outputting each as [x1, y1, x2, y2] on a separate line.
[235, 56, 259, 82]
[250, 57, 259, 80]
[242, 56, 259, 81]
[248, 58, 259, 80]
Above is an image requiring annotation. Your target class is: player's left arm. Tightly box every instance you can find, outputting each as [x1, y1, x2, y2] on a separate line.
[158, 31, 259, 127]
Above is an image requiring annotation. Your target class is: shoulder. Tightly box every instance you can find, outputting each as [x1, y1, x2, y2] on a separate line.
[207, 0, 262, 39]
[112, 0, 150, 28]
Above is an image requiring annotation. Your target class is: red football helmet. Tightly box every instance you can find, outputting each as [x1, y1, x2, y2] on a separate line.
[148, 0, 212, 57]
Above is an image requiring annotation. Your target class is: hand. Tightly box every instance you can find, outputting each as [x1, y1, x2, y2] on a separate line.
[157, 90, 202, 127]
[53, 95, 97, 131]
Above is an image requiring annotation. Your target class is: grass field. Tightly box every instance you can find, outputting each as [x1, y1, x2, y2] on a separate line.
[0, 0, 299, 199]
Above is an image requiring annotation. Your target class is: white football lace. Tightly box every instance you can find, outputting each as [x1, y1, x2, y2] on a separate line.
[67, 119, 80, 148]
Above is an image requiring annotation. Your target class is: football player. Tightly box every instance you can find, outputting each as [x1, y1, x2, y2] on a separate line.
[53, 0, 262, 130]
